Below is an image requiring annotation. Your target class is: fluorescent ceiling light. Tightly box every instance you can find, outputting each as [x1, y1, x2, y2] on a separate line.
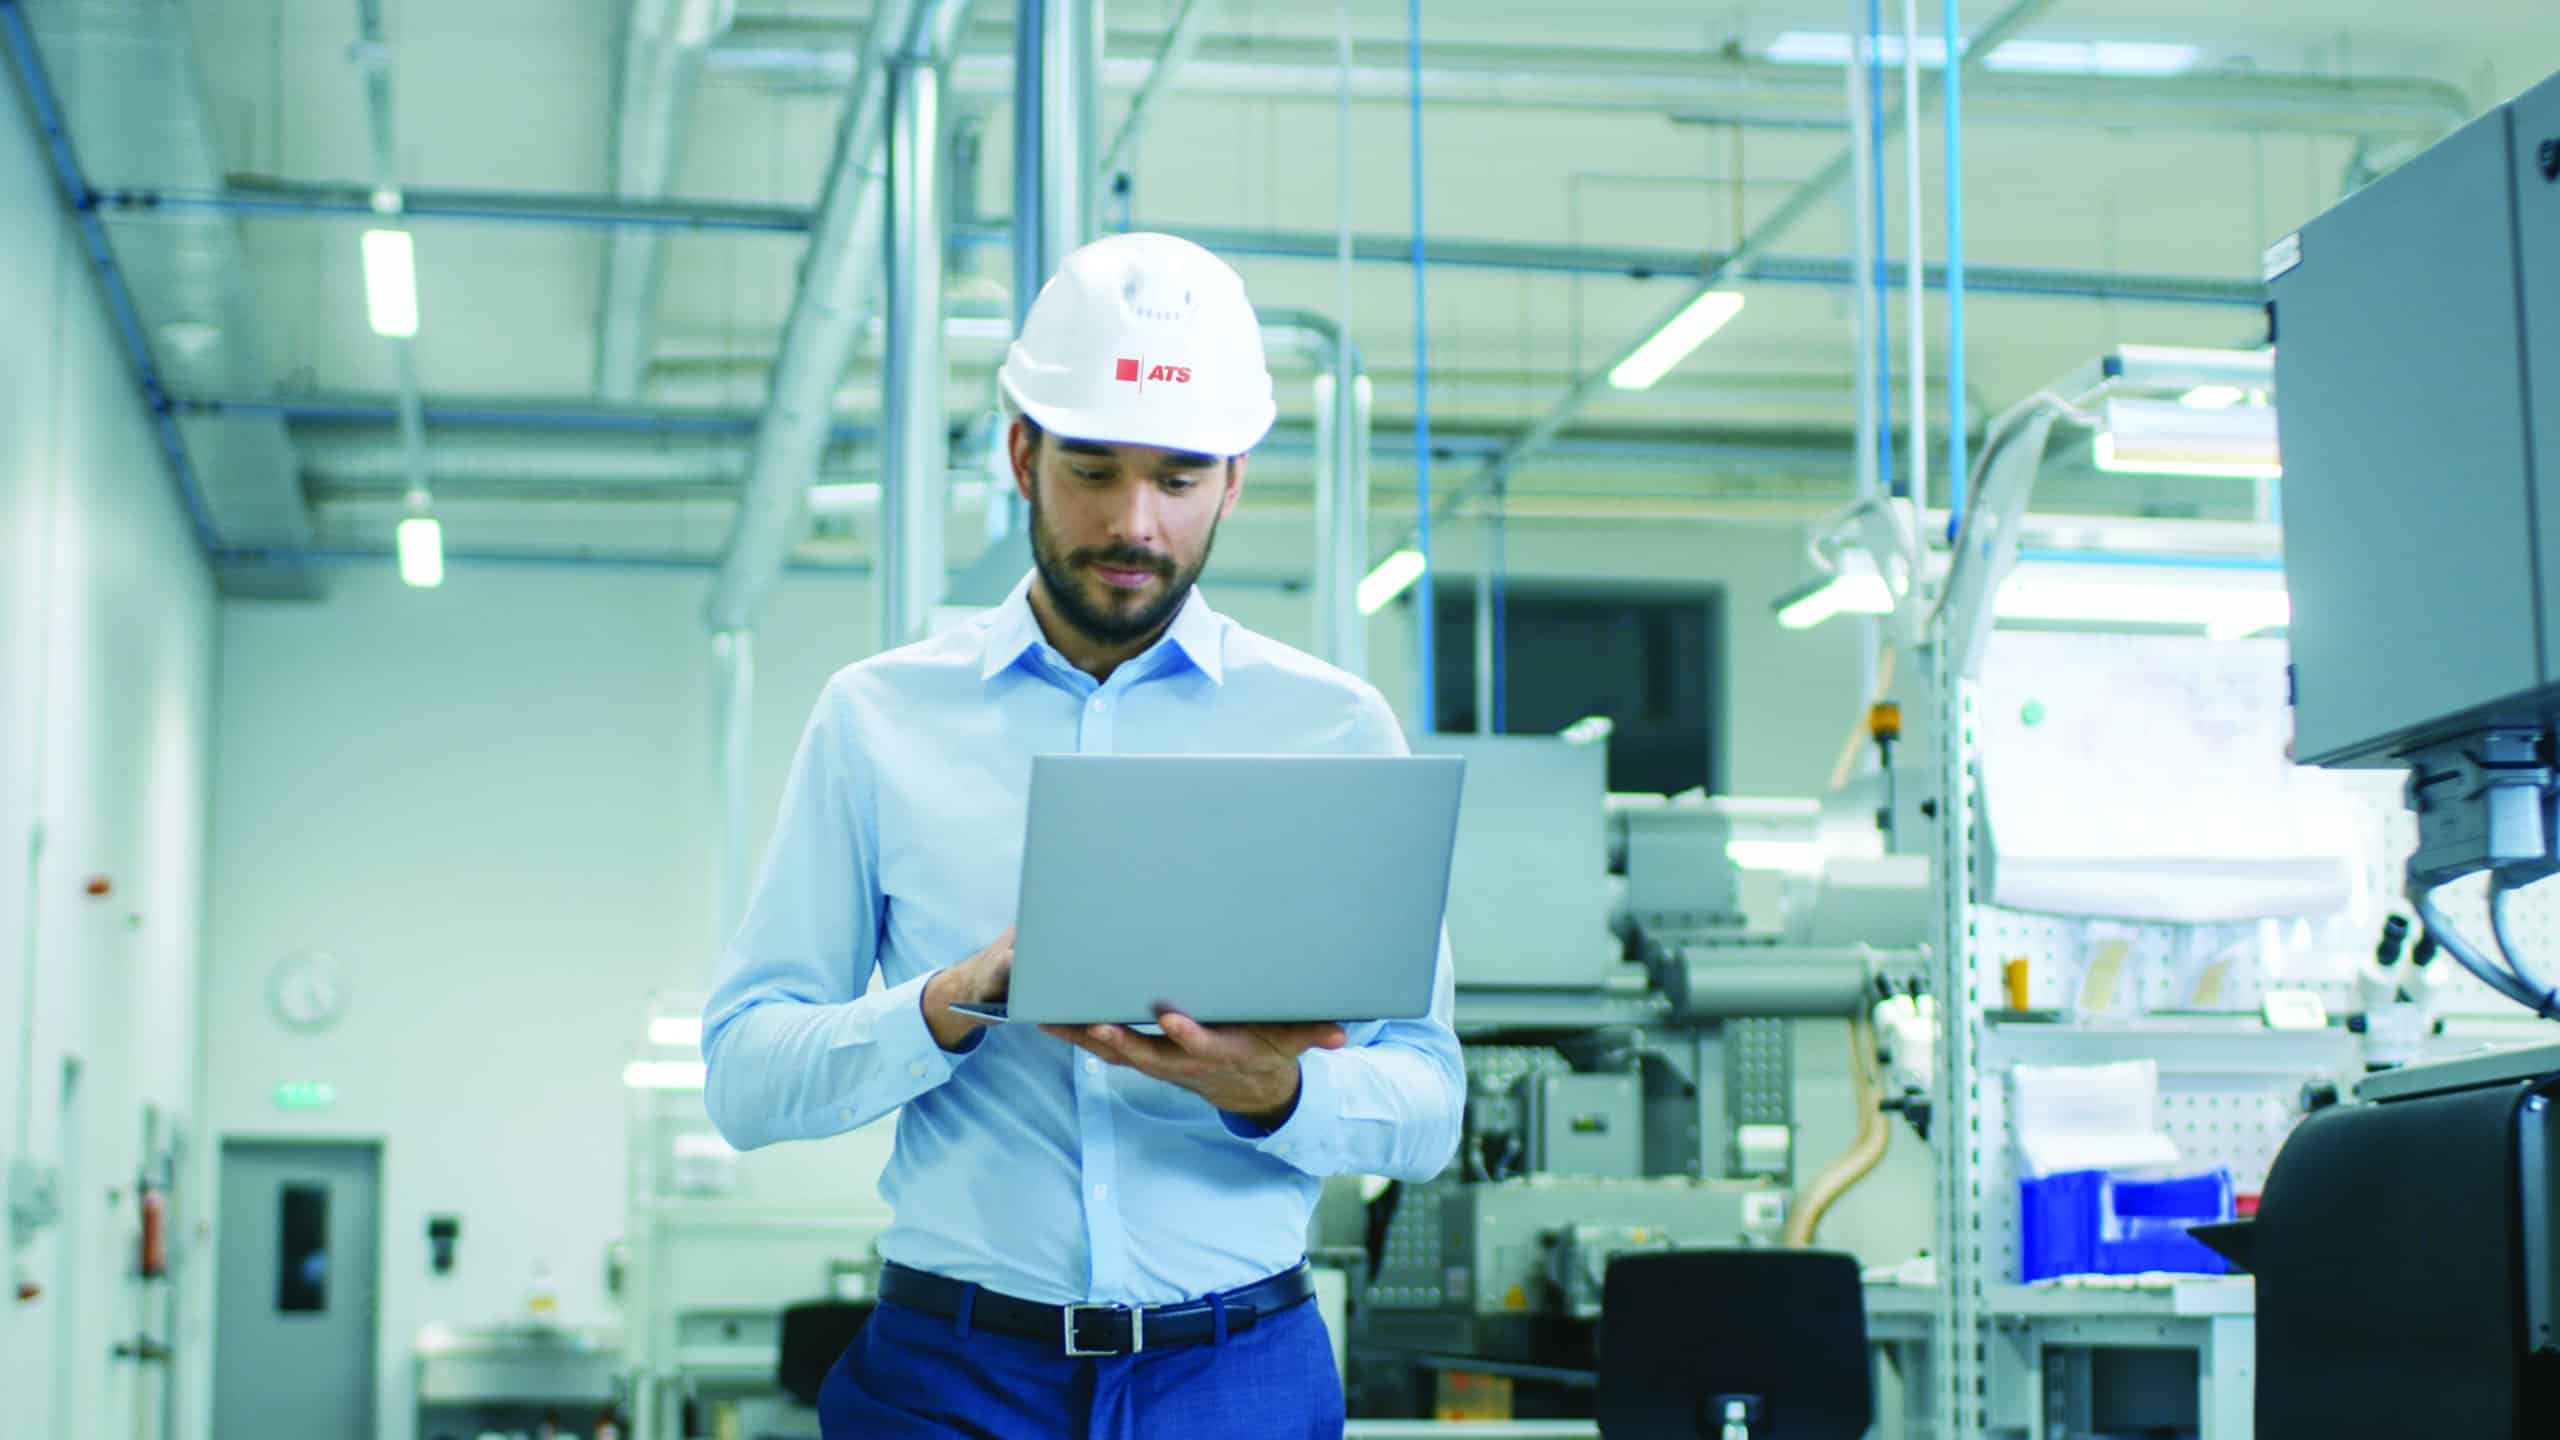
[623, 1060, 706, 1090]
[1764, 30, 2198, 77]
[1357, 549, 1427, 615]
[397, 515, 444, 588]
[1609, 291, 1746, 391]
[648, 1016, 702, 1047]
[2094, 396, 2282, 480]
[362, 228, 419, 338]
[1983, 40, 2201, 76]
[1765, 30, 1949, 66]
[2179, 384, 2246, 411]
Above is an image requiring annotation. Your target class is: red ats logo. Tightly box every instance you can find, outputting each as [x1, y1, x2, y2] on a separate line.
[1113, 357, 1192, 391]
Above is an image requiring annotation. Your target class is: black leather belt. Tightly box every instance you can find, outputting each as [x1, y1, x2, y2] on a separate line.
[878, 1261, 1315, 1356]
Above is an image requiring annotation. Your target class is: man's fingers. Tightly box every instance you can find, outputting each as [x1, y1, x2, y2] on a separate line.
[1155, 1010, 1228, 1056]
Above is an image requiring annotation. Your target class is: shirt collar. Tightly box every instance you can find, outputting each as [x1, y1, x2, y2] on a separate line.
[977, 571, 1227, 686]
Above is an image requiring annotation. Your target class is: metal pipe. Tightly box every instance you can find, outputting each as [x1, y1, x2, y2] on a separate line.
[705, 0, 938, 633]
[1013, 0, 1097, 316]
[1867, 0, 1894, 499]
[713, 26, 2473, 137]
[1942, 0, 1968, 538]
[880, 54, 946, 649]
[711, 627, 754, 942]
[1844, 0, 1880, 505]
[1405, 0, 1434, 732]
[1099, 0, 1215, 180]
[1900, 0, 1927, 520]
[1472, 537, 1493, 734]
[107, 182, 2265, 309]
[1378, 0, 2060, 565]
[599, 0, 738, 400]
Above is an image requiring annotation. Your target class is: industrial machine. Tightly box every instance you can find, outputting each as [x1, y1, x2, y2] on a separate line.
[1349, 733, 1927, 1417]
[2213, 63, 2560, 1440]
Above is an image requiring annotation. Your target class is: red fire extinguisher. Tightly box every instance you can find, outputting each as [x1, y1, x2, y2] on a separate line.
[138, 1180, 167, 1280]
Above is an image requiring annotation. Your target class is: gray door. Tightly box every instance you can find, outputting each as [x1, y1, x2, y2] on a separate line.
[214, 1141, 381, 1440]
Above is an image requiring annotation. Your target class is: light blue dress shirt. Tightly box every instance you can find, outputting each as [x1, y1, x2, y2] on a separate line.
[702, 576, 1464, 1306]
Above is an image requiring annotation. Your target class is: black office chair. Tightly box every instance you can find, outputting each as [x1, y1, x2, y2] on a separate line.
[1596, 1250, 1872, 1439]
[777, 1299, 875, 1407]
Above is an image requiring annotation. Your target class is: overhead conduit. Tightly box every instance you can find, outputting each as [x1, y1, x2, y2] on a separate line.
[702, 0, 970, 635]
[597, 0, 738, 402]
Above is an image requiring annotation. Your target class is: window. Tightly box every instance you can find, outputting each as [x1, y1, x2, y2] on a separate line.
[1434, 583, 1722, 795]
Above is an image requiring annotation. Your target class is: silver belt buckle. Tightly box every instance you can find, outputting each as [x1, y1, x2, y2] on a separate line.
[1062, 1303, 1142, 1356]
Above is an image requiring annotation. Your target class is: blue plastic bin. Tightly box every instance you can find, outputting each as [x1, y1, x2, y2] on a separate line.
[2018, 1168, 2233, 1282]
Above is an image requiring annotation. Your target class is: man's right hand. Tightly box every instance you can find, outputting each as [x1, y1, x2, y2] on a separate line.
[922, 928, 1013, 1052]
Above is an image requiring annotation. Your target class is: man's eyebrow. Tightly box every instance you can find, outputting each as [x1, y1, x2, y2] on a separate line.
[1057, 440, 1118, 458]
[1159, 451, 1221, 470]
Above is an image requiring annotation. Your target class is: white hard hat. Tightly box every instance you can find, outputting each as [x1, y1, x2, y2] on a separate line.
[997, 232, 1276, 458]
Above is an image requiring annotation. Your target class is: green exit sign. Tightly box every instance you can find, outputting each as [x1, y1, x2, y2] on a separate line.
[273, 1081, 336, 1111]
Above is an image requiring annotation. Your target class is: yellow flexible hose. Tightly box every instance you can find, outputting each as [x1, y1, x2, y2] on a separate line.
[1786, 1014, 1890, 1248]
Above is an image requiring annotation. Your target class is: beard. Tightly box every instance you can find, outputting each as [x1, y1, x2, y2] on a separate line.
[1026, 485, 1221, 648]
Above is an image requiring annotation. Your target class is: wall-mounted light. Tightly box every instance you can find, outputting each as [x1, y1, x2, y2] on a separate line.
[1357, 548, 1427, 615]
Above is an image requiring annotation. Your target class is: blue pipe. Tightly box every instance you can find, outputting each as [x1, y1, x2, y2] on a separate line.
[1, 0, 221, 554]
[1943, 0, 1967, 542]
[215, 544, 1310, 591]
[1490, 480, 1507, 733]
[176, 397, 871, 443]
[1866, 0, 1896, 500]
[111, 187, 809, 235]
[1408, 0, 1435, 731]
[95, 190, 2264, 307]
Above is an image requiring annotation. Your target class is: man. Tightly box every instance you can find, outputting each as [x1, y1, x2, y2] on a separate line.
[702, 232, 1464, 1438]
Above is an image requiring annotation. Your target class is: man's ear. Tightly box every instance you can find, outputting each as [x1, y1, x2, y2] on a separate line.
[1220, 454, 1246, 522]
[1007, 418, 1040, 505]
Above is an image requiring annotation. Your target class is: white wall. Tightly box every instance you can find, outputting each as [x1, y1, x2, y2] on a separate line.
[0, 55, 221, 1440]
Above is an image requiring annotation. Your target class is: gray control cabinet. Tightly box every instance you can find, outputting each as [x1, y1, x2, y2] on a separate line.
[2271, 69, 2560, 767]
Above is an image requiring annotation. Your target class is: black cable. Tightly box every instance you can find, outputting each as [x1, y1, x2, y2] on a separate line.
[2489, 875, 2559, 1006]
[2414, 882, 2558, 1020]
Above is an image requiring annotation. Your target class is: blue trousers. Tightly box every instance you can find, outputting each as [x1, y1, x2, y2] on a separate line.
[818, 1293, 1345, 1439]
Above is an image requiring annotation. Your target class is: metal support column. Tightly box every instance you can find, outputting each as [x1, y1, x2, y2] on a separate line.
[1930, 638, 1989, 1438]
[1011, 0, 1098, 318]
[711, 628, 754, 944]
[881, 54, 947, 649]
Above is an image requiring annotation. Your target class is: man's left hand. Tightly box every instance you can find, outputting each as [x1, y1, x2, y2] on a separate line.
[1042, 1013, 1348, 1127]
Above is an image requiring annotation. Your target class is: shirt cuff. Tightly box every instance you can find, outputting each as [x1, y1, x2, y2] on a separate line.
[867, 970, 982, 1097]
[1222, 1049, 1339, 1174]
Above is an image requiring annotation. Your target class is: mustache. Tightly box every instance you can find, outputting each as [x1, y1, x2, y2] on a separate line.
[1074, 546, 1174, 577]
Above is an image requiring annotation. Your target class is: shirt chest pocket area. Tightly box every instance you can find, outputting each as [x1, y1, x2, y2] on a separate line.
[871, 767, 1027, 945]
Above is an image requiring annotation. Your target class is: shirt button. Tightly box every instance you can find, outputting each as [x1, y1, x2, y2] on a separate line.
[1089, 696, 1107, 713]
[1091, 1183, 1109, 1202]
[838, 1108, 854, 1125]
[1084, 1057, 1102, 1076]
[909, 1061, 929, 1079]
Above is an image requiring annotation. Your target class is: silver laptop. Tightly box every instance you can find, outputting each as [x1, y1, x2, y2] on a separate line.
[953, 754, 1465, 1025]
